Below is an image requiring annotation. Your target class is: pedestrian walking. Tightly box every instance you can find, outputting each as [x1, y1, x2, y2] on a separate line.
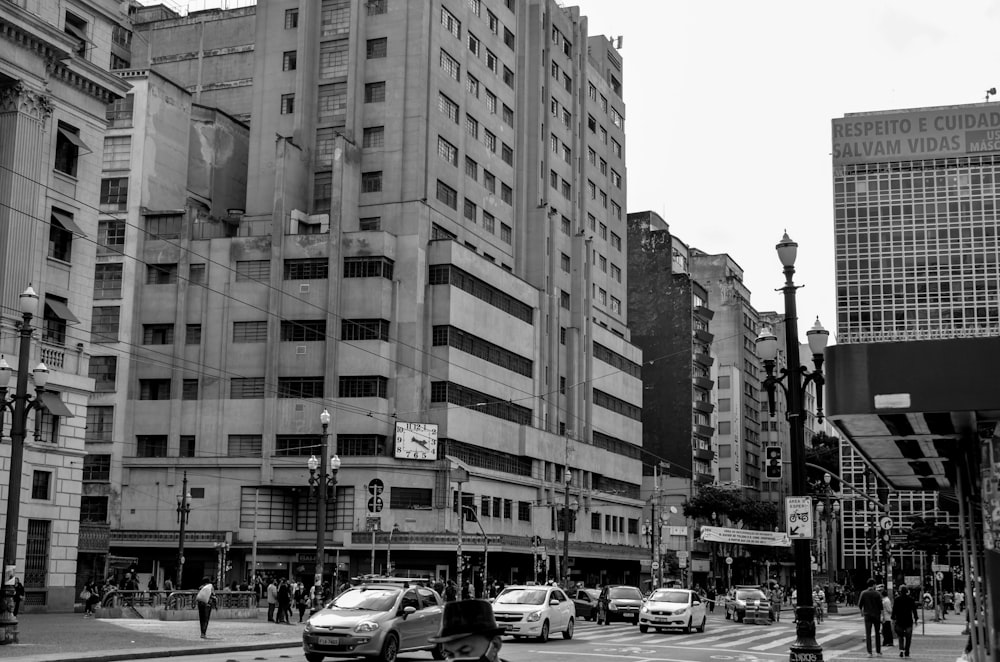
[12, 578, 24, 616]
[277, 578, 292, 623]
[706, 586, 716, 613]
[295, 582, 308, 622]
[444, 579, 458, 602]
[195, 577, 217, 639]
[163, 576, 173, 592]
[858, 578, 883, 657]
[891, 586, 918, 658]
[881, 589, 894, 648]
[266, 578, 278, 622]
[461, 578, 473, 600]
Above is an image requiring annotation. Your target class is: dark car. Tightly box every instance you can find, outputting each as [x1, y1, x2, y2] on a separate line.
[596, 585, 644, 625]
[571, 588, 601, 621]
[724, 586, 774, 623]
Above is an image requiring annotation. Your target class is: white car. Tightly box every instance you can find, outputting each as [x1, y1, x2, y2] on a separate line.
[639, 588, 707, 633]
[491, 585, 575, 642]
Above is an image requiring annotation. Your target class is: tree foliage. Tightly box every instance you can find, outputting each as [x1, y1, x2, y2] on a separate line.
[683, 484, 779, 531]
[902, 517, 959, 555]
[804, 431, 840, 494]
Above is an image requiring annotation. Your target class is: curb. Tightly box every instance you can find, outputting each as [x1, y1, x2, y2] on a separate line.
[12, 639, 302, 662]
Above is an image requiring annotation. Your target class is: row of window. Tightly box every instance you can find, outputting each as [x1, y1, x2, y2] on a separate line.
[133, 376, 388, 401]
[439, 93, 514, 156]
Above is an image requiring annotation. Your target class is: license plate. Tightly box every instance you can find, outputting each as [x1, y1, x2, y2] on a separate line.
[320, 636, 340, 645]
[501, 624, 512, 631]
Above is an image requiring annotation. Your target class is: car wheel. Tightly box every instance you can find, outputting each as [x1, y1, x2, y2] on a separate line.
[378, 632, 399, 662]
[725, 607, 731, 620]
[431, 643, 446, 661]
[639, 624, 649, 633]
[537, 620, 550, 643]
[305, 655, 324, 662]
[563, 618, 574, 640]
[737, 611, 745, 623]
[697, 616, 706, 633]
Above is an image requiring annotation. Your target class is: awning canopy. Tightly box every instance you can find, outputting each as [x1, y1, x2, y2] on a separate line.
[50, 209, 84, 236]
[38, 391, 73, 417]
[57, 126, 92, 154]
[45, 298, 79, 324]
[825, 336, 1000, 491]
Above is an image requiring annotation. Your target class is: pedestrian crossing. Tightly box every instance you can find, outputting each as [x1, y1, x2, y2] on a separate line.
[570, 617, 865, 657]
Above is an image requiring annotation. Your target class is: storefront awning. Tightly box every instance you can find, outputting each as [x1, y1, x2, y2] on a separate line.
[45, 298, 79, 324]
[826, 336, 1000, 491]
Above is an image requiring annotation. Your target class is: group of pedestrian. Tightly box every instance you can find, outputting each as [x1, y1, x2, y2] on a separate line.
[264, 577, 313, 623]
[858, 578, 919, 658]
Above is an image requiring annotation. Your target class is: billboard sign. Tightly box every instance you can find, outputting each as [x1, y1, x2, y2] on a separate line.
[832, 105, 1000, 166]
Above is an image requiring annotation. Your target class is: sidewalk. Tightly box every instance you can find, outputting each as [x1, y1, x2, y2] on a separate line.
[0, 609, 303, 662]
[815, 610, 973, 661]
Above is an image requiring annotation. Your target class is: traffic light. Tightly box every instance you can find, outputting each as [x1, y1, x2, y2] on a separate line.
[765, 446, 782, 480]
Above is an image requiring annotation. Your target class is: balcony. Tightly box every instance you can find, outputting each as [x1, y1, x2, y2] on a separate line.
[693, 305, 714, 321]
[693, 376, 714, 391]
[693, 447, 714, 462]
[692, 400, 714, 414]
[110, 530, 228, 545]
[693, 352, 714, 367]
[36, 339, 87, 377]
[693, 424, 715, 439]
[694, 328, 714, 344]
[694, 472, 714, 485]
[79, 523, 110, 553]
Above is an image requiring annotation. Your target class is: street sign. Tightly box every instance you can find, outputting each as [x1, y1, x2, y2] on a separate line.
[651, 561, 660, 571]
[935, 571, 944, 581]
[785, 496, 814, 539]
[368, 496, 384, 513]
[368, 478, 385, 496]
[725, 556, 733, 565]
[366, 516, 380, 532]
[678, 559, 688, 569]
[667, 526, 688, 536]
[676, 550, 690, 559]
[879, 516, 894, 530]
[932, 563, 949, 572]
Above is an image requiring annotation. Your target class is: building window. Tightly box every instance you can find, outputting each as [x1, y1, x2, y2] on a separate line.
[500, 183, 512, 205]
[284, 258, 329, 280]
[438, 93, 459, 123]
[464, 156, 478, 180]
[233, 321, 268, 343]
[100, 177, 128, 211]
[186, 324, 202, 344]
[189, 263, 206, 285]
[182, 379, 199, 401]
[501, 143, 513, 165]
[468, 32, 480, 56]
[137, 435, 168, 457]
[228, 435, 262, 457]
[282, 50, 297, 70]
[502, 105, 513, 127]
[236, 259, 269, 281]
[437, 136, 458, 166]
[80, 496, 108, 523]
[343, 256, 394, 278]
[362, 126, 384, 148]
[440, 6, 461, 38]
[481, 211, 495, 233]
[275, 435, 321, 457]
[106, 93, 134, 127]
[359, 217, 381, 231]
[719, 421, 732, 435]
[102, 135, 130, 170]
[92, 264, 124, 302]
[284, 8, 299, 28]
[365, 82, 386, 103]
[467, 74, 479, 98]
[367, 37, 387, 59]
[85, 406, 113, 443]
[502, 66, 514, 88]
[179, 435, 196, 457]
[31, 471, 51, 500]
[97, 220, 125, 255]
[281, 320, 327, 341]
[140, 379, 171, 400]
[142, 324, 174, 345]
[436, 180, 458, 209]
[83, 454, 111, 481]
[485, 49, 497, 73]
[280, 94, 295, 114]
[89, 356, 117, 391]
[463, 198, 477, 222]
[361, 171, 383, 193]
[147, 264, 178, 284]
[503, 27, 515, 49]
[390, 487, 433, 510]
[483, 170, 496, 193]
[339, 376, 388, 398]
[440, 49, 460, 80]
[231, 378, 265, 399]
[54, 122, 86, 177]
[24, 519, 50, 589]
[278, 377, 324, 399]
[610, 232, 622, 251]
[342, 318, 390, 341]
[367, 0, 386, 15]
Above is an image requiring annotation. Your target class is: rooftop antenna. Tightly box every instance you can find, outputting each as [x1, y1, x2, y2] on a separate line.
[987, 87, 997, 102]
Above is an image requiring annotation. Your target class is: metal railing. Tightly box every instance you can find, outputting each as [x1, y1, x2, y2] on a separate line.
[100, 590, 256, 610]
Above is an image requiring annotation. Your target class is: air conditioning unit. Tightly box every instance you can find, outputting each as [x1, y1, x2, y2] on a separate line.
[296, 346, 307, 355]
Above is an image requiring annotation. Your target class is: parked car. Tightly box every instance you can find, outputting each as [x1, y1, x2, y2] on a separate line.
[491, 584, 575, 641]
[596, 585, 644, 625]
[724, 585, 774, 623]
[571, 588, 601, 621]
[638, 588, 707, 633]
[302, 582, 445, 662]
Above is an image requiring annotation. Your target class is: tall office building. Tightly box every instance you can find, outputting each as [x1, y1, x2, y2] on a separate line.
[111, 0, 645, 588]
[0, 0, 131, 611]
[829, 103, 1000, 583]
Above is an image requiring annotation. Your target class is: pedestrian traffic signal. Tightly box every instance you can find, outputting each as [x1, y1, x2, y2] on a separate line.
[765, 446, 782, 480]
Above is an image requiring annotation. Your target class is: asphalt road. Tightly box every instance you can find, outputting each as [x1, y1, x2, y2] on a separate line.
[109, 612, 970, 662]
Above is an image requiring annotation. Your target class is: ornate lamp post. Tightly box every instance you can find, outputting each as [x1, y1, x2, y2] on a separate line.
[176, 472, 192, 589]
[561, 469, 576, 588]
[0, 286, 50, 645]
[756, 232, 830, 662]
[308, 409, 340, 608]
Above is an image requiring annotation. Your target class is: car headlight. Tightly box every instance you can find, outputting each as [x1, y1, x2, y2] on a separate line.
[355, 620, 381, 633]
[304, 621, 315, 633]
[526, 610, 543, 622]
[640, 605, 650, 614]
[675, 607, 688, 615]
[609, 603, 618, 611]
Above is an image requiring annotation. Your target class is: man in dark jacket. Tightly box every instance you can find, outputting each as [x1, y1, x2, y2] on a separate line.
[276, 578, 292, 624]
[429, 599, 509, 662]
[891, 586, 919, 658]
[858, 578, 883, 657]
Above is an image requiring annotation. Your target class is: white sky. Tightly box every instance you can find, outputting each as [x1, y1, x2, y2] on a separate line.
[150, 0, 1000, 340]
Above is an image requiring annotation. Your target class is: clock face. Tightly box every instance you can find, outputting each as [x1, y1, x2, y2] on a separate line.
[394, 422, 439, 461]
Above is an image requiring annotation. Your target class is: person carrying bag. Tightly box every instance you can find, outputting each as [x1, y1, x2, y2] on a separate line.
[195, 578, 217, 639]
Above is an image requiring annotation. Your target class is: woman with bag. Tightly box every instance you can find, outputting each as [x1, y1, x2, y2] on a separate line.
[81, 582, 94, 617]
[881, 589, 894, 648]
[195, 577, 216, 639]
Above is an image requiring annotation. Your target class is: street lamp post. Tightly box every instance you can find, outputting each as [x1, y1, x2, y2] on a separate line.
[452, 467, 469, 584]
[0, 286, 50, 645]
[561, 469, 573, 588]
[308, 409, 340, 608]
[757, 232, 830, 662]
[176, 472, 192, 589]
[386, 523, 399, 576]
[463, 507, 488, 597]
[822, 473, 841, 613]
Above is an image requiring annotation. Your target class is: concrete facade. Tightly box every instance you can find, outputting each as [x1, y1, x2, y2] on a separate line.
[110, 0, 646, 589]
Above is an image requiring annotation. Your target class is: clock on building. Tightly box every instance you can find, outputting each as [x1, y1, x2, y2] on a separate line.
[394, 422, 438, 460]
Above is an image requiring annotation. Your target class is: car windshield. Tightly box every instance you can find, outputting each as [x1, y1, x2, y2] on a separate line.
[651, 590, 690, 603]
[609, 587, 642, 599]
[580, 589, 599, 600]
[330, 587, 399, 611]
[495, 588, 547, 605]
[737, 589, 767, 601]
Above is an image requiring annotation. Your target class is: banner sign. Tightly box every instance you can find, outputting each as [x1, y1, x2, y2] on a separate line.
[699, 525, 791, 547]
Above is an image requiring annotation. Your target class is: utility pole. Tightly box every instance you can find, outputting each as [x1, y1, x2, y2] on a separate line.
[176, 472, 191, 589]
